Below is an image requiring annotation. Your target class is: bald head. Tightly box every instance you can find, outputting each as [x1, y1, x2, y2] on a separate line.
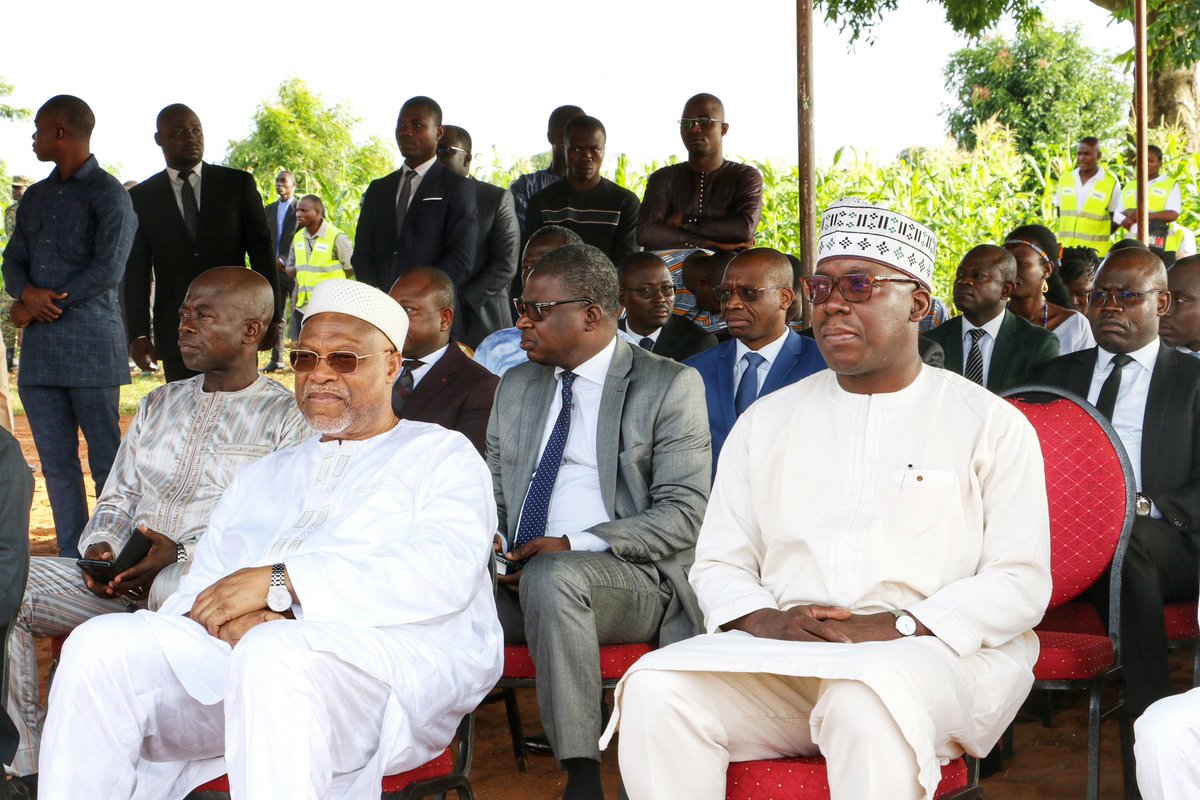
[963, 244, 1017, 282]
[721, 248, 795, 349]
[726, 248, 792, 287]
[1099, 247, 1168, 289]
[953, 244, 1017, 324]
[193, 267, 275, 329]
[1089, 247, 1169, 354]
[389, 267, 455, 358]
[177, 268, 277, 377]
[683, 93, 725, 118]
[389, 266, 455, 310]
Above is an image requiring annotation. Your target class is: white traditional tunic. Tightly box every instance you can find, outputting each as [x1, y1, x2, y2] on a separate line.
[603, 366, 1052, 799]
[42, 420, 502, 799]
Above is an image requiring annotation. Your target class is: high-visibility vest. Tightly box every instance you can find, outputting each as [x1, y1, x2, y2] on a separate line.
[1167, 223, 1186, 254]
[1121, 176, 1180, 246]
[1058, 169, 1118, 255]
[293, 222, 351, 308]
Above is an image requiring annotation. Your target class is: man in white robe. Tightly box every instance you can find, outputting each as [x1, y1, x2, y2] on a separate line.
[37, 279, 503, 800]
[5, 268, 310, 789]
[604, 200, 1052, 800]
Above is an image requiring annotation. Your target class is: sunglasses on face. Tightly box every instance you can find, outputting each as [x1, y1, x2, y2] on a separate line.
[715, 285, 789, 305]
[801, 274, 921, 305]
[678, 117, 723, 129]
[512, 297, 594, 322]
[1086, 289, 1167, 309]
[621, 284, 676, 300]
[289, 349, 393, 374]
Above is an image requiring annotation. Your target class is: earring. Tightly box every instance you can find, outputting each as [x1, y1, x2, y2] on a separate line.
[1041, 279, 1049, 294]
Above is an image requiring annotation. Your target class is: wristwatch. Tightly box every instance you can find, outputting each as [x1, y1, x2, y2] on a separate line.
[266, 563, 291, 612]
[1136, 493, 1152, 517]
[891, 609, 918, 637]
[175, 542, 188, 564]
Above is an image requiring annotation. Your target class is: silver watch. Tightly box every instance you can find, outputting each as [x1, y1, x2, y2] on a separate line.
[175, 542, 188, 563]
[266, 563, 291, 612]
[891, 609, 918, 637]
[1135, 493, 1151, 517]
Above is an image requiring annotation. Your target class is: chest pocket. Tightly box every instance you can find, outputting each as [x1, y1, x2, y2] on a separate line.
[212, 443, 272, 488]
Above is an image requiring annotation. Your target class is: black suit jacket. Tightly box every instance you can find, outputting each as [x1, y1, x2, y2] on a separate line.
[391, 342, 499, 454]
[924, 310, 1060, 393]
[125, 164, 278, 360]
[265, 197, 298, 294]
[1032, 344, 1200, 532]
[458, 179, 519, 348]
[621, 315, 718, 362]
[353, 161, 479, 294]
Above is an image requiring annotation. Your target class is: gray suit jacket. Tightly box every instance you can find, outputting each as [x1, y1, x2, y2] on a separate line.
[486, 338, 711, 644]
[0, 428, 32, 764]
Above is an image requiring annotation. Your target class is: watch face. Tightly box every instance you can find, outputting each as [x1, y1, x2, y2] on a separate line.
[267, 585, 291, 613]
[895, 613, 918, 637]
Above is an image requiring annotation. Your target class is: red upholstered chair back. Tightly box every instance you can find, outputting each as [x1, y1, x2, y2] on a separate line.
[1001, 386, 1135, 611]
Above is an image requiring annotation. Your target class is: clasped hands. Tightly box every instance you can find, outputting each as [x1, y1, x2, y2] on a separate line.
[730, 605, 920, 644]
[188, 565, 290, 646]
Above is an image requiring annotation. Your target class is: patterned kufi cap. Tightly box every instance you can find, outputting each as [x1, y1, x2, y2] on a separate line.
[816, 198, 937, 289]
[302, 279, 408, 351]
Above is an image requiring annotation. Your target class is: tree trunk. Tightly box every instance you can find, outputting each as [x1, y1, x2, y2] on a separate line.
[1148, 66, 1200, 150]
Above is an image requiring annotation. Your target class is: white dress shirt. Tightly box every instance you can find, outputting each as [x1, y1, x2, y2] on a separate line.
[166, 162, 203, 216]
[733, 328, 790, 402]
[960, 311, 1006, 387]
[409, 343, 449, 389]
[1087, 339, 1160, 502]
[524, 336, 619, 552]
[395, 155, 437, 211]
[1114, 174, 1183, 228]
[1056, 166, 1121, 215]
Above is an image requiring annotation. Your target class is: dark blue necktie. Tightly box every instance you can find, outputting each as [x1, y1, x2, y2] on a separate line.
[639, 336, 655, 351]
[734, 352, 766, 416]
[514, 371, 577, 550]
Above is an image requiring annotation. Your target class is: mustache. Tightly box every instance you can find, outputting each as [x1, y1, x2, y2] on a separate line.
[301, 384, 350, 401]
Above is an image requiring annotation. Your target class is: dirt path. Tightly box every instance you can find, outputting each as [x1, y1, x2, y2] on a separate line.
[13, 413, 1180, 798]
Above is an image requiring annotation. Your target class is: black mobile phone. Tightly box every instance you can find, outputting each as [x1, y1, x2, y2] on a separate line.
[76, 534, 153, 583]
[493, 552, 522, 574]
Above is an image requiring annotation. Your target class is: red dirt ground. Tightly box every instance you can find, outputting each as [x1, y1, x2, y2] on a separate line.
[13, 413, 1188, 799]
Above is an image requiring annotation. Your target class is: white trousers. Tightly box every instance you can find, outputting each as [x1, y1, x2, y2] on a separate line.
[617, 669, 923, 800]
[1135, 686, 1200, 800]
[39, 611, 391, 800]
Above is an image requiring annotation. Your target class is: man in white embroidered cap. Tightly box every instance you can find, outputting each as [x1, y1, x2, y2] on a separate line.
[36, 279, 503, 800]
[606, 199, 1052, 800]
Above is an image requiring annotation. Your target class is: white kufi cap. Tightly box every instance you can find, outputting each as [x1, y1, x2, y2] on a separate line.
[816, 198, 937, 289]
[301, 279, 408, 351]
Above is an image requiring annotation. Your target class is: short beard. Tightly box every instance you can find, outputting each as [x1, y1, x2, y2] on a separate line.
[301, 385, 359, 436]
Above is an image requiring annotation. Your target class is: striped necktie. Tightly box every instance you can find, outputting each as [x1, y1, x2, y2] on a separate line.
[964, 328, 986, 385]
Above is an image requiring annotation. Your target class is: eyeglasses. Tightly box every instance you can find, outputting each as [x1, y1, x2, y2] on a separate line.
[436, 145, 467, 156]
[620, 284, 676, 300]
[1086, 288, 1167, 309]
[679, 117, 723, 129]
[289, 349, 394, 374]
[715, 285, 789, 305]
[801, 274, 921, 305]
[512, 297, 594, 321]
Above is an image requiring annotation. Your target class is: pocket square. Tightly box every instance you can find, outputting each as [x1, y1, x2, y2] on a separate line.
[422, 196, 443, 202]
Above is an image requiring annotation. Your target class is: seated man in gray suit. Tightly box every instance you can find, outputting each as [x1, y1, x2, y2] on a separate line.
[0, 426, 33, 793]
[488, 244, 711, 800]
[924, 244, 1059, 392]
[436, 125, 520, 348]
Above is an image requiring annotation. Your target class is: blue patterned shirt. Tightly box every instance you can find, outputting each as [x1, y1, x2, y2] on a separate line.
[2, 156, 136, 386]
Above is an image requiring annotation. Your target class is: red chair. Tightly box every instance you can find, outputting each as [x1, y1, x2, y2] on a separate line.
[726, 755, 976, 799]
[495, 642, 652, 772]
[1001, 385, 1137, 800]
[185, 714, 475, 799]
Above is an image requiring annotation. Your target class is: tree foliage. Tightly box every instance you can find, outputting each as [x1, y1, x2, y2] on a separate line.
[1090, 0, 1200, 72]
[816, 0, 1041, 45]
[224, 79, 394, 238]
[942, 21, 1128, 153]
[0, 76, 30, 123]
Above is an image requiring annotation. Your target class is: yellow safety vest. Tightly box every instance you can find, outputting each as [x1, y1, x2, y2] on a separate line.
[1167, 223, 1186, 254]
[293, 222, 351, 308]
[1058, 169, 1118, 255]
[1121, 176, 1180, 246]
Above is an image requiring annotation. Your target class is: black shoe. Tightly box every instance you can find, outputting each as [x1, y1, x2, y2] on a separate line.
[3, 773, 36, 799]
[523, 733, 555, 756]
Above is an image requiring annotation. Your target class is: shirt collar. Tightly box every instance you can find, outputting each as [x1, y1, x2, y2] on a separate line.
[167, 161, 204, 182]
[50, 154, 100, 183]
[402, 155, 437, 179]
[303, 220, 329, 240]
[556, 335, 618, 386]
[417, 342, 450, 370]
[735, 328, 790, 367]
[1097, 338, 1160, 373]
[961, 309, 1006, 340]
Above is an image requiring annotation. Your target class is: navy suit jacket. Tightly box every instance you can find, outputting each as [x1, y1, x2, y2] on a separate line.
[353, 161, 479, 294]
[684, 330, 827, 472]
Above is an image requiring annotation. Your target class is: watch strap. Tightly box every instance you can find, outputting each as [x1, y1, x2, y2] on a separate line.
[175, 542, 188, 563]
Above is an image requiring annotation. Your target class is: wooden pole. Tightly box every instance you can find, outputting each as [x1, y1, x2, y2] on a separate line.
[1134, 0, 1149, 242]
[797, 0, 816, 322]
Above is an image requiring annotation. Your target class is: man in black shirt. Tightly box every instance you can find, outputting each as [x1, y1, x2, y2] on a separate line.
[525, 115, 639, 266]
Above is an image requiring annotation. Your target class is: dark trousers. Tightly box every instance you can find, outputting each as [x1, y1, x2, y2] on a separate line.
[161, 358, 201, 383]
[1091, 516, 1200, 716]
[18, 384, 121, 559]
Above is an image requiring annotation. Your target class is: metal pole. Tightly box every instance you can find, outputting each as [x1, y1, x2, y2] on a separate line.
[1134, 0, 1149, 242]
[797, 0, 816, 322]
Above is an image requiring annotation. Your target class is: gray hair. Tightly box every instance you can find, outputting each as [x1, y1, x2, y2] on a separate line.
[531, 244, 619, 316]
